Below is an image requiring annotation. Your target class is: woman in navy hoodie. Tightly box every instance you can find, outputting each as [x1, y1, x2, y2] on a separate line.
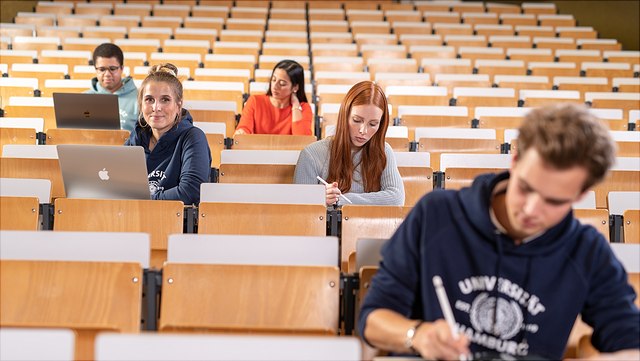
[359, 104, 640, 360]
[125, 63, 211, 205]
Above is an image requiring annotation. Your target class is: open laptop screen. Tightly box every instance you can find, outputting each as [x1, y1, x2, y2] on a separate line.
[53, 93, 121, 130]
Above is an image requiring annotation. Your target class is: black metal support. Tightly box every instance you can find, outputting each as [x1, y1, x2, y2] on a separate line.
[210, 167, 219, 183]
[36, 131, 47, 145]
[224, 137, 234, 149]
[500, 142, 510, 154]
[434, 171, 445, 189]
[183, 205, 198, 234]
[341, 273, 359, 335]
[327, 207, 341, 238]
[142, 269, 162, 331]
[409, 141, 419, 152]
[39, 203, 54, 230]
[471, 118, 479, 128]
[610, 214, 624, 243]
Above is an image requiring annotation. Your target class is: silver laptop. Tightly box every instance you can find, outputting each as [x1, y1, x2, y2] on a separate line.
[57, 145, 151, 200]
[53, 93, 121, 129]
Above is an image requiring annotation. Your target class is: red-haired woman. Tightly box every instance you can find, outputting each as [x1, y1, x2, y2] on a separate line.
[294, 81, 404, 206]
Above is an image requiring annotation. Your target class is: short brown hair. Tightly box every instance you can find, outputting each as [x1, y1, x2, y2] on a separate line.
[517, 103, 616, 191]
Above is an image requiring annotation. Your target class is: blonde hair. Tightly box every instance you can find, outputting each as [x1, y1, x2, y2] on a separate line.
[137, 63, 183, 128]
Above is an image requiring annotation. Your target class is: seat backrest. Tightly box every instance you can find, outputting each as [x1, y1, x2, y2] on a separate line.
[218, 149, 300, 184]
[574, 209, 610, 241]
[168, 233, 338, 267]
[593, 170, 640, 208]
[198, 202, 327, 237]
[231, 134, 316, 150]
[607, 191, 640, 215]
[340, 205, 411, 271]
[201, 183, 325, 205]
[53, 198, 183, 269]
[159, 263, 339, 334]
[0, 328, 75, 361]
[0, 178, 51, 203]
[0, 196, 39, 230]
[44, 129, 130, 146]
[95, 333, 360, 361]
[0, 230, 150, 268]
[394, 151, 433, 206]
[0, 259, 142, 361]
[623, 210, 639, 244]
[0, 158, 64, 198]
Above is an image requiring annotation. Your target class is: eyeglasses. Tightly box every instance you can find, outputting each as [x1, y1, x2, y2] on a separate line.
[95, 66, 122, 74]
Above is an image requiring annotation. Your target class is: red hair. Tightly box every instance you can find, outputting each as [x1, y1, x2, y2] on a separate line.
[328, 81, 389, 193]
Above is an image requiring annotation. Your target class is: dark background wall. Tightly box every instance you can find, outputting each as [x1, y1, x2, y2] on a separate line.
[1, 0, 638, 50]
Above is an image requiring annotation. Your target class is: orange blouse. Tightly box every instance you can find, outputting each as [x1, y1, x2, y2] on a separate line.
[236, 94, 313, 135]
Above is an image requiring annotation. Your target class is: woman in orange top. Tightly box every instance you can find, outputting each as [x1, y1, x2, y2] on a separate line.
[234, 59, 313, 136]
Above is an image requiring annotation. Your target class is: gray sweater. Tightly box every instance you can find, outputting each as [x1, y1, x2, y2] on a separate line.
[294, 137, 405, 206]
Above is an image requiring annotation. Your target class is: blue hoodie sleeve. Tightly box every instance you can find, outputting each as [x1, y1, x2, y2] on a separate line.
[151, 127, 211, 205]
[581, 237, 640, 352]
[358, 196, 426, 343]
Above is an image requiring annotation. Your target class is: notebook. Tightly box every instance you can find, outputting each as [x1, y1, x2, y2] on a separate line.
[57, 145, 150, 200]
[53, 93, 121, 129]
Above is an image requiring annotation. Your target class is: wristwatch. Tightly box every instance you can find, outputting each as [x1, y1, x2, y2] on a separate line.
[293, 105, 303, 111]
[404, 320, 424, 354]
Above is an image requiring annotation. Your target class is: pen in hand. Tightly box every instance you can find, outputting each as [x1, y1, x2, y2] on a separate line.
[316, 176, 353, 204]
[433, 275, 467, 361]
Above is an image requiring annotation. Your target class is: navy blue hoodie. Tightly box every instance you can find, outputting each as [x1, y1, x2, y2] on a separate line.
[359, 172, 639, 359]
[125, 109, 211, 205]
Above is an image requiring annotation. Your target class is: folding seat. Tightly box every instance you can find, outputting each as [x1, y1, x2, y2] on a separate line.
[367, 58, 417, 78]
[230, 7, 268, 20]
[415, 127, 502, 171]
[182, 80, 244, 116]
[152, 4, 190, 18]
[217, 150, 299, 184]
[2, 96, 56, 131]
[522, 2, 557, 15]
[62, 37, 111, 52]
[434, 73, 492, 93]
[577, 39, 621, 51]
[128, 27, 173, 41]
[0, 230, 148, 360]
[462, 12, 498, 25]
[262, 42, 308, 57]
[258, 55, 310, 72]
[507, 48, 554, 65]
[582, 62, 634, 80]
[445, 34, 487, 48]
[500, 14, 537, 27]
[538, 14, 576, 27]
[557, 26, 598, 40]
[439, 153, 511, 190]
[592, 158, 640, 208]
[354, 33, 398, 47]
[588, 108, 629, 131]
[520, 89, 582, 107]
[586, 92, 640, 120]
[425, 12, 462, 25]
[350, 21, 390, 35]
[309, 31, 353, 45]
[434, 23, 474, 37]
[267, 19, 306, 32]
[182, 17, 224, 32]
[308, 8, 345, 22]
[95, 333, 361, 360]
[385, 10, 422, 23]
[474, 106, 531, 141]
[0, 77, 38, 99]
[0, 117, 42, 150]
[453, 87, 518, 113]
[35, 1, 73, 15]
[38, 49, 91, 68]
[114, 39, 160, 59]
[314, 71, 371, 87]
[14, 12, 55, 27]
[99, 15, 141, 29]
[415, 2, 452, 12]
[411, 45, 456, 64]
[114, 3, 152, 17]
[394, 23, 434, 38]
[230, 134, 316, 151]
[36, 26, 82, 39]
[556, 49, 603, 67]
[0, 328, 74, 361]
[475, 25, 514, 37]
[316, 84, 353, 109]
[360, 44, 407, 63]
[528, 61, 580, 77]
[0, 23, 34, 38]
[453, 2, 485, 13]
[489, 35, 531, 49]
[394, 151, 433, 206]
[74, 3, 111, 16]
[190, 5, 229, 20]
[269, 9, 306, 21]
[374, 72, 431, 91]
[226, 18, 266, 32]
[604, 50, 640, 65]
[458, 46, 505, 61]
[0, 185, 42, 230]
[387, 86, 450, 119]
[516, 25, 555, 38]
[309, 20, 349, 33]
[613, 78, 640, 93]
[609, 131, 640, 158]
[183, 99, 237, 138]
[11, 36, 59, 52]
[44, 128, 130, 146]
[212, 41, 260, 58]
[347, 9, 384, 23]
[340, 205, 412, 271]
[475, 59, 526, 80]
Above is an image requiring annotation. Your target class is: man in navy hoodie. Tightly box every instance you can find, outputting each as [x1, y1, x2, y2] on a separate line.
[359, 103, 640, 360]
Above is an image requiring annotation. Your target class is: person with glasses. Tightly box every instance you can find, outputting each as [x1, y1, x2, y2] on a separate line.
[85, 43, 139, 132]
[233, 59, 312, 136]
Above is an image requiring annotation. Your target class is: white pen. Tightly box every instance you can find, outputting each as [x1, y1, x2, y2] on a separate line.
[316, 176, 353, 204]
[433, 275, 467, 361]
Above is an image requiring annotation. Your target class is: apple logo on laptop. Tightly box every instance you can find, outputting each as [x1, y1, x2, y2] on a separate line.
[98, 168, 110, 181]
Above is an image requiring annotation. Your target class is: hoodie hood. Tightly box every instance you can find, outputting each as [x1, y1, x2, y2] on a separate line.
[456, 171, 578, 257]
[89, 75, 137, 96]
